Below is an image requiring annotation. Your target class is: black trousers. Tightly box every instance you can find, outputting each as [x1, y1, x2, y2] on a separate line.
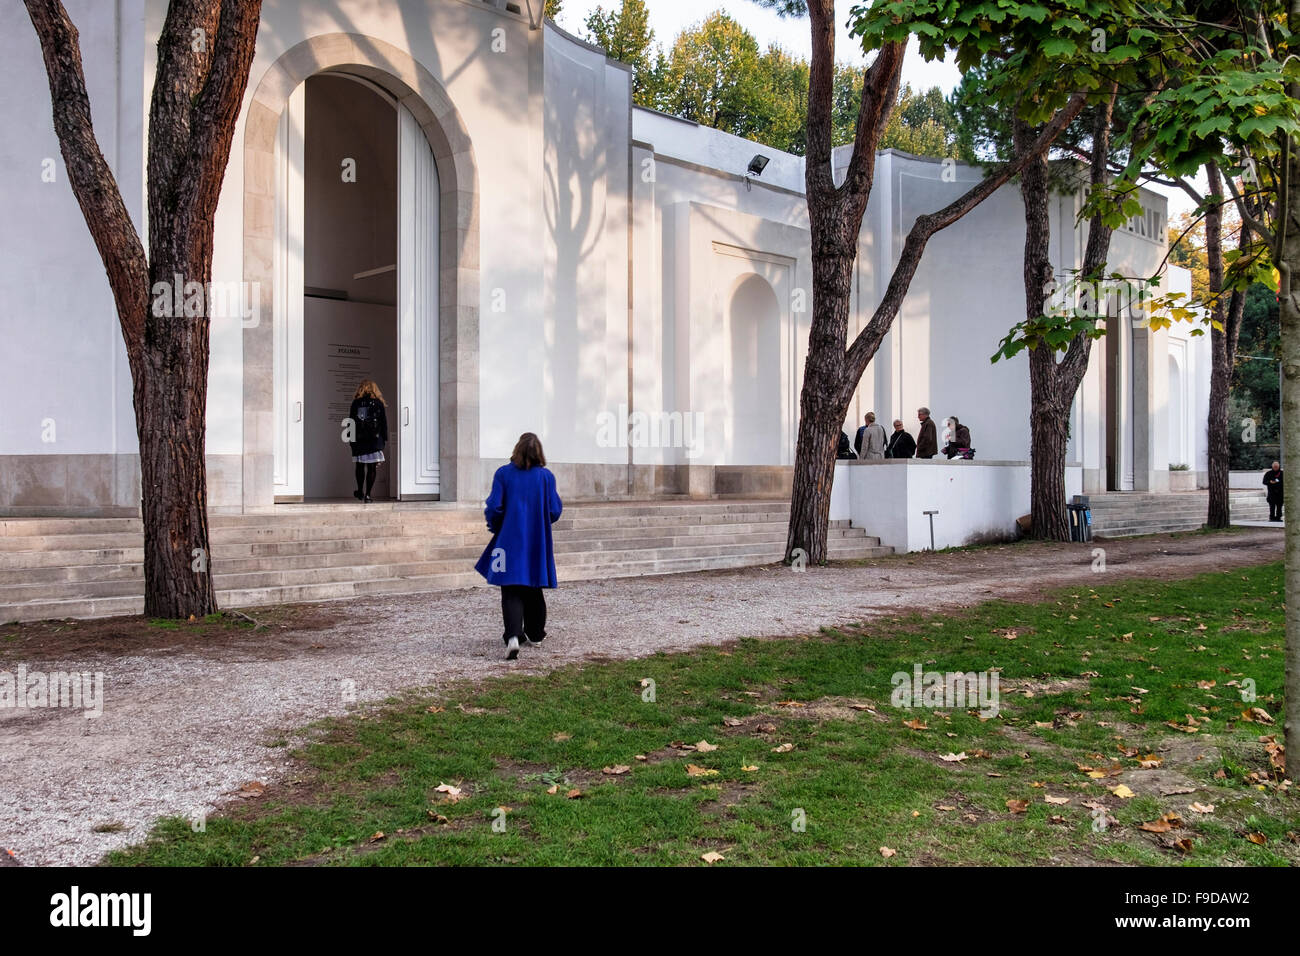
[501, 585, 546, 644]
[1269, 499, 1283, 520]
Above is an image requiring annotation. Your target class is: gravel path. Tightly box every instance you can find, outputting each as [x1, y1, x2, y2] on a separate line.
[0, 529, 1283, 866]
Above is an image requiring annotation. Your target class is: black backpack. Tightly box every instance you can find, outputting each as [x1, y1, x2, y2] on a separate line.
[353, 399, 382, 442]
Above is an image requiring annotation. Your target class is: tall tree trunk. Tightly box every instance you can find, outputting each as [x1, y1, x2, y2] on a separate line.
[1205, 164, 1233, 528]
[1019, 91, 1117, 541]
[26, 0, 263, 618]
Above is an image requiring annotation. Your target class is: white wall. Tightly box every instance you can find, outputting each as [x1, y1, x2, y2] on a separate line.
[831, 458, 1083, 552]
[0, 0, 145, 459]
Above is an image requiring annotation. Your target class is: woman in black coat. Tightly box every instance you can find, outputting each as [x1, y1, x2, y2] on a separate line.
[348, 380, 389, 503]
[1263, 460, 1284, 522]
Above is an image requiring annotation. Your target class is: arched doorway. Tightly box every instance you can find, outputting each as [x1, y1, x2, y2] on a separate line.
[241, 35, 480, 510]
[726, 274, 781, 465]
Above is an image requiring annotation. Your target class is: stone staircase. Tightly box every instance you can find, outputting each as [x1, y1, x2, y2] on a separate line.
[0, 499, 891, 623]
[1087, 490, 1271, 537]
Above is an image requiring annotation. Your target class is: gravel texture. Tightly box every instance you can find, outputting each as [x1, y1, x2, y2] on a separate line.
[0, 529, 1283, 866]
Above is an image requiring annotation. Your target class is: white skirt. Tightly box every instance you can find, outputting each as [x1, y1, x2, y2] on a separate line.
[352, 451, 385, 464]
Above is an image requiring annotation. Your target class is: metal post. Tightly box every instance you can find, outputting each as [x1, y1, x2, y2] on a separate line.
[923, 510, 938, 551]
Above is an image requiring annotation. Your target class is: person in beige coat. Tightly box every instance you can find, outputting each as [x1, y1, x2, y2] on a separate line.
[855, 412, 887, 460]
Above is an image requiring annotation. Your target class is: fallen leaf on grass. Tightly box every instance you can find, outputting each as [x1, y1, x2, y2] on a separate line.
[902, 719, 928, 730]
[701, 851, 725, 864]
[722, 717, 744, 727]
[602, 765, 631, 775]
[552, 732, 572, 742]
[426, 705, 444, 713]
[1188, 802, 1215, 814]
[1006, 799, 1029, 814]
[695, 740, 718, 752]
[1245, 832, 1268, 845]
[566, 789, 583, 799]
[235, 781, 266, 798]
[937, 804, 956, 812]
[771, 743, 795, 753]
[741, 765, 759, 772]
[635, 754, 648, 761]
[426, 811, 449, 824]
[1110, 784, 1136, 799]
[686, 764, 719, 777]
[1136, 755, 1163, 769]
[546, 785, 559, 794]
[1242, 707, 1274, 724]
[879, 847, 897, 858]
[776, 700, 806, 708]
[1044, 795, 1071, 805]
[939, 752, 968, 763]
[368, 832, 386, 843]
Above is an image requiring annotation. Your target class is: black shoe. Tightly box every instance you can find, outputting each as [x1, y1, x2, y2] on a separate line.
[525, 634, 546, 646]
[364, 495, 373, 504]
[353, 490, 364, 501]
[505, 637, 520, 660]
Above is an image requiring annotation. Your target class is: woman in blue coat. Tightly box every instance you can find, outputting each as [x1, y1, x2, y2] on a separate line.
[475, 432, 563, 660]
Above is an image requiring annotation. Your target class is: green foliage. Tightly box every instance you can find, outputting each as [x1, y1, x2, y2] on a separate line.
[1230, 283, 1282, 469]
[584, 0, 658, 107]
[851, 1, 1172, 124]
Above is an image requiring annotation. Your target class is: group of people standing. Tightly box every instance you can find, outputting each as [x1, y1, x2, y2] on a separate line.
[840, 407, 973, 461]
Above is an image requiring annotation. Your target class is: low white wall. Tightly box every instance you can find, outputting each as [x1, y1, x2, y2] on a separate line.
[832, 459, 1083, 552]
[1230, 470, 1272, 490]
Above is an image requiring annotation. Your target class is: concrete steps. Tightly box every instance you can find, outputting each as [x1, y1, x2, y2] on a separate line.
[1088, 490, 1270, 537]
[0, 499, 891, 623]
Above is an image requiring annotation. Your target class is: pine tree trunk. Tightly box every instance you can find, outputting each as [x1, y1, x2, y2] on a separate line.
[138, 264, 217, 619]
[1205, 164, 1232, 528]
[786, 240, 855, 566]
[1029, 346, 1073, 541]
[1206, 335, 1233, 528]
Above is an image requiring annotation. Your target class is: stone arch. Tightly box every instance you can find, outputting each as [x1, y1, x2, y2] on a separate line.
[241, 33, 479, 508]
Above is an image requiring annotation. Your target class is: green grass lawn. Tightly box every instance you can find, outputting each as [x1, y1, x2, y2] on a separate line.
[108, 563, 1297, 866]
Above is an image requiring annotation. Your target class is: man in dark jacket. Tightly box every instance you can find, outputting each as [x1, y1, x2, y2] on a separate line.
[915, 407, 938, 459]
[1263, 460, 1284, 521]
[885, 419, 915, 459]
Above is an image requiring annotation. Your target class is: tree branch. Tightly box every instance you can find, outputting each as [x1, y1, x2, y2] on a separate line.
[844, 90, 1089, 380]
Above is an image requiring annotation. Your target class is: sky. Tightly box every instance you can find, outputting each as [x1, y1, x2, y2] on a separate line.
[551, 0, 1194, 220]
